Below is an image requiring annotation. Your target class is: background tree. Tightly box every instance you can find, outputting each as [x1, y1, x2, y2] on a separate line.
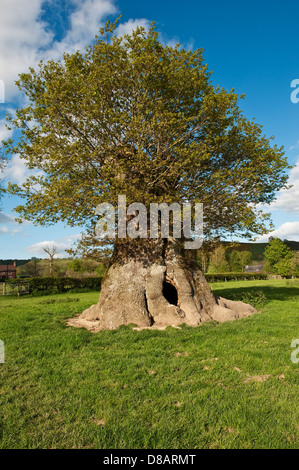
[228, 250, 243, 272]
[67, 258, 107, 278]
[264, 238, 293, 275]
[3, 20, 290, 329]
[274, 258, 293, 278]
[17, 258, 41, 278]
[68, 259, 85, 274]
[43, 245, 57, 278]
[291, 251, 299, 277]
[238, 251, 252, 272]
[208, 245, 230, 273]
[197, 239, 220, 273]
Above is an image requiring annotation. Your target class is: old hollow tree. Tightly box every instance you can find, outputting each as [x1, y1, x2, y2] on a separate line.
[4, 21, 290, 330]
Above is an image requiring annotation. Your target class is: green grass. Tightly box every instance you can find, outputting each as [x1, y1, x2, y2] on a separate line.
[0, 280, 298, 449]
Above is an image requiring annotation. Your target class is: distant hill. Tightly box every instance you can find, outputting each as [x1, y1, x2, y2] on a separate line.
[0, 259, 33, 267]
[283, 240, 299, 251]
[223, 240, 299, 261]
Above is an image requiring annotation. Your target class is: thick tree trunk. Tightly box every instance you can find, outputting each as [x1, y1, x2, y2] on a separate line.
[68, 239, 256, 332]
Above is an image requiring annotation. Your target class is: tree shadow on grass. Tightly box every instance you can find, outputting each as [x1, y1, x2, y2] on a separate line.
[211, 284, 299, 308]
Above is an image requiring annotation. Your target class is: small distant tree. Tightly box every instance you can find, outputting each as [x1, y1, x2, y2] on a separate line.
[228, 249, 252, 272]
[274, 258, 293, 277]
[291, 251, 299, 276]
[239, 251, 252, 272]
[197, 240, 220, 273]
[68, 259, 84, 273]
[43, 245, 57, 278]
[208, 245, 230, 273]
[229, 250, 242, 272]
[264, 238, 293, 275]
[67, 258, 106, 277]
[17, 258, 41, 278]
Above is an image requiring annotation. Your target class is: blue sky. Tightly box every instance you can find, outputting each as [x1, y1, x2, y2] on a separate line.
[1, 0, 299, 258]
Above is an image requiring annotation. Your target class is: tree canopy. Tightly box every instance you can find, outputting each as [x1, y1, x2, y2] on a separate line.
[2, 19, 290, 256]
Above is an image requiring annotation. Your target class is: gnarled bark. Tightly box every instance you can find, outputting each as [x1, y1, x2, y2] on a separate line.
[68, 239, 256, 332]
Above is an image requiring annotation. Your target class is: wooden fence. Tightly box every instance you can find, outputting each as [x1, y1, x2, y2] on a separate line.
[0, 282, 30, 296]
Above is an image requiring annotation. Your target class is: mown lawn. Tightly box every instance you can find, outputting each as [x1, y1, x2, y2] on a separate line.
[0, 279, 298, 449]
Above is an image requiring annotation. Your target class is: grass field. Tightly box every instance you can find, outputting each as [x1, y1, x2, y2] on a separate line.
[0, 279, 298, 449]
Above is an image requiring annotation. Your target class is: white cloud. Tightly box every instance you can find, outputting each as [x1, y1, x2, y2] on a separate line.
[0, 225, 21, 236]
[26, 240, 69, 257]
[3, 154, 40, 185]
[256, 221, 299, 242]
[9, 227, 23, 236]
[0, 0, 53, 101]
[0, 211, 25, 236]
[114, 19, 194, 51]
[62, 233, 82, 244]
[0, 212, 15, 224]
[289, 141, 299, 151]
[26, 234, 81, 257]
[0, 0, 195, 105]
[0, 0, 117, 102]
[161, 35, 194, 50]
[114, 18, 151, 37]
[270, 158, 299, 212]
[49, 0, 117, 59]
[0, 1, 194, 103]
